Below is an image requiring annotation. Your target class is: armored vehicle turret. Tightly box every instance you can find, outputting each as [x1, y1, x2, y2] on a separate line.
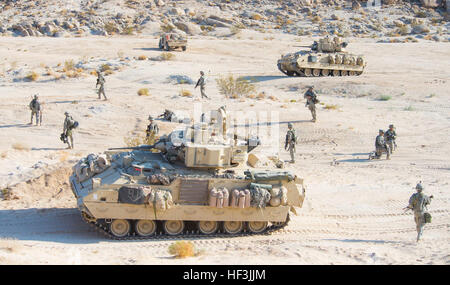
[69, 113, 305, 239]
[277, 36, 366, 77]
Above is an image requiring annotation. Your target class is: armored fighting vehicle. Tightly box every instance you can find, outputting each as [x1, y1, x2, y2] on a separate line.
[69, 116, 305, 239]
[277, 36, 366, 77]
[158, 33, 187, 51]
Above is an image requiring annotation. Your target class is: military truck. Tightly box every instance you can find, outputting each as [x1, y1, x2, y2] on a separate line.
[69, 117, 305, 239]
[159, 33, 187, 51]
[277, 36, 366, 77]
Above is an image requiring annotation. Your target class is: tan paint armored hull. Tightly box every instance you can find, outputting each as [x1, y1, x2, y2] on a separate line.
[278, 52, 366, 77]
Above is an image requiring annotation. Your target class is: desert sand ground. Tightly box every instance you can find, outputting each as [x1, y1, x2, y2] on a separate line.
[0, 32, 449, 264]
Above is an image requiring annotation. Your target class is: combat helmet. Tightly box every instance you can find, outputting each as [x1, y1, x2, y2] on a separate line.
[416, 182, 423, 192]
[288, 122, 293, 128]
[200, 71, 204, 75]
[148, 115, 154, 121]
[389, 124, 394, 129]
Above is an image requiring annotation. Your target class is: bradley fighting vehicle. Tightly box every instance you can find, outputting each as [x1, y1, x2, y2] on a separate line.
[69, 109, 305, 239]
[277, 36, 366, 77]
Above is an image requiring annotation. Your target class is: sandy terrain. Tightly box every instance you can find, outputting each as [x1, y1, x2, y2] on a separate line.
[0, 32, 449, 264]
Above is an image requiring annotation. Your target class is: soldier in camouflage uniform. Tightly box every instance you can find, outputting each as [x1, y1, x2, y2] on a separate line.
[29, 94, 41, 126]
[146, 116, 159, 140]
[304, 86, 317, 122]
[63, 112, 76, 149]
[195, 71, 208, 99]
[285, 123, 297, 163]
[375, 129, 390, 160]
[96, 71, 107, 100]
[384, 124, 397, 154]
[406, 183, 433, 242]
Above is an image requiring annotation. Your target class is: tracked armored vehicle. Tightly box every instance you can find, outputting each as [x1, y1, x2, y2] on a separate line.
[277, 36, 366, 77]
[69, 117, 305, 239]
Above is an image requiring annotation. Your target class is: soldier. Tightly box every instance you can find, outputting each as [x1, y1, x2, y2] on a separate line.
[96, 71, 107, 100]
[146, 115, 159, 140]
[375, 129, 390, 160]
[28, 94, 41, 126]
[195, 71, 209, 99]
[304, 86, 318, 122]
[63, 112, 76, 149]
[405, 183, 433, 242]
[285, 123, 297, 163]
[385, 124, 397, 154]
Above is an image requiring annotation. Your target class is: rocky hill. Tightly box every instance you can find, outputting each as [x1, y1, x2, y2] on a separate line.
[0, 0, 448, 41]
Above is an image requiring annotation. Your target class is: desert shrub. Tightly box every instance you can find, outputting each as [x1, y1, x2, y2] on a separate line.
[168, 241, 195, 258]
[138, 55, 147, 60]
[104, 22, 119, 34]
[137, 88, 150, 96]
[230, 25, 243, 35]
[26, 71, 39, 81]
[403, 105, 414, 111]
[161, 52, 175, 61]
[251, 14, 262, 21]
[104, 69, 114, 76]
[397, 25, 409, 36]
[216, 74, 256, 99]
[378, 95, 392, 101]
[90, 70, 98, 76]
[180, 88, 192, 97]
[122, 25, 135, 35]
[100, 64, 111, 72]
[415, 11, 427, 18]
[311, 15, 322, 23]
[63, 60, 75, 72]
[257, 92, 266, 100]
[324, 104, 339, 110]
[12, 143, 30, 151]
[124, 132, 146, 147]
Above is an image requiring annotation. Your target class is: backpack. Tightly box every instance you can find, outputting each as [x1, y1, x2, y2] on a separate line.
[424, 212, 432, 223]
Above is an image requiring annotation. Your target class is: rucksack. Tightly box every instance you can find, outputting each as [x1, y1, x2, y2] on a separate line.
[424, 212, 432, 223]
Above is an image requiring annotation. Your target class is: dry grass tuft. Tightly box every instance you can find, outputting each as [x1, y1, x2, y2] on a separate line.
[180, 89, 192, 97]
[138, 55, 147, 60]
[324, 104, 339, 110]
[59, 151, 69, 162]
[1, 151, 7, 159]
[63, 60, 75, 72]
[216, 75, 256, 99]
[137, 88, 150, 96]
[161, 52, 175, 61]
[26, 71, 39, 81]
[12, 143, 30, 151]
[0, 188, 18, 201]
[168, 241, 195, 258]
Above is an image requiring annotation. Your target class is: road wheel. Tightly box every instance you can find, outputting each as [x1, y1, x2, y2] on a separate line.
[321, 69, 329, 76]
[340, 70, 348, 76]
[135, 220, 157, 237]
[286, 71, 295, 76]
[312, 69, 321, 77]
[247, 221, 268, 233]
[349, 71, 356, 76]
[304, 68, 312, 77]
[356, 71, 363, 76]
[163, 220, 184, 235]
[182, 46, 187, 51]
[110, 219, 131, 238]
[223, 221, 243, 234]
[198, 221, 219, 235]
[332, 70, 340, 76]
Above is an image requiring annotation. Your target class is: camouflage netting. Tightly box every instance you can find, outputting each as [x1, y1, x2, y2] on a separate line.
[250, 183, 272, 209]
[147, 173, 176, 185]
